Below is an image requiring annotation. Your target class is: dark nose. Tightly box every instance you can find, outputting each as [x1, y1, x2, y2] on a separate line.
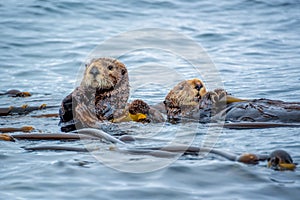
[89, 66, 99, 77]
[195, 83, 203, 91]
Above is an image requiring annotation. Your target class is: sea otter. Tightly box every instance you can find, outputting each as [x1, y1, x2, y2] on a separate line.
[163, 78, 207, 123]
[59, 58, 129, 132]
[267, 149, 296, 170]
[165, 79, 300, 125]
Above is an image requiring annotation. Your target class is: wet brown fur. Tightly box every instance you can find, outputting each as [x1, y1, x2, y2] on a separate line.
[59, 58, 129, 130]
[164, 78, 206, 121]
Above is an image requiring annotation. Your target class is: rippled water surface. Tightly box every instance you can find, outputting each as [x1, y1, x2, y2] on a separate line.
[1, 0, 300, 199]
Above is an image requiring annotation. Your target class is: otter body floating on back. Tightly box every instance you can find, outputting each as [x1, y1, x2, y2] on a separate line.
[218, 98, 300, 123]
[164, 79, 300, 126]
[59, 58, 130, 132]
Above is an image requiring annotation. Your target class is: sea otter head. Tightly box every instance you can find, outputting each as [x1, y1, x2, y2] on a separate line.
[164, 78, 206, 122]
[129, 99, 150, 115]
[267, 150, 296, 171]
[81, 58, 128, 90]
[128, 99, 151, 123]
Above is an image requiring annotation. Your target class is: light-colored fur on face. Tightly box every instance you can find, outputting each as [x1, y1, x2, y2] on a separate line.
[81, 58, 128, 90]
[164, 78, 207, 120]
[165, 78, 207, 109]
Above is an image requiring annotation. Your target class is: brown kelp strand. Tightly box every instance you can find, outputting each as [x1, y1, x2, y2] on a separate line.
[0, 126, 34, 133]
[0, 89, 31, 97]
[0, 104, 59, 116]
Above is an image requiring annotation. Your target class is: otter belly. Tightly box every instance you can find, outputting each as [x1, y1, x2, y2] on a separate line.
[219, 99, 300, 123]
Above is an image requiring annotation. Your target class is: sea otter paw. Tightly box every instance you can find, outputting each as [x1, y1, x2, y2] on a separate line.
[103, 105, 115, 120]
[95, 102, 115, 120]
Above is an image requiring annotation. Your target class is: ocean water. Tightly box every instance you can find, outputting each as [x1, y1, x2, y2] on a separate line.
[0, 0, 300, 199]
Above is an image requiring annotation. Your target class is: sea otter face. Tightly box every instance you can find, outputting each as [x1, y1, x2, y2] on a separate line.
[82, 58, 128, 90]
[129, 99, 150, 115]
[164, 78, 207, 122]
[128, 99, 151, 123]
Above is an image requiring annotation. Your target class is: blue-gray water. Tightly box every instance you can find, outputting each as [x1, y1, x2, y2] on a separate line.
[1, 0, 300, 199]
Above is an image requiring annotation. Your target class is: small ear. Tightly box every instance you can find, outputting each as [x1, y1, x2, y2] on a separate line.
[85, 63, 88, 68]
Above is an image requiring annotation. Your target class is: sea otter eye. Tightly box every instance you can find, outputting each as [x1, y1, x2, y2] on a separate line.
[195, 84, 203, 91]
[108, 65, 114, 70]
